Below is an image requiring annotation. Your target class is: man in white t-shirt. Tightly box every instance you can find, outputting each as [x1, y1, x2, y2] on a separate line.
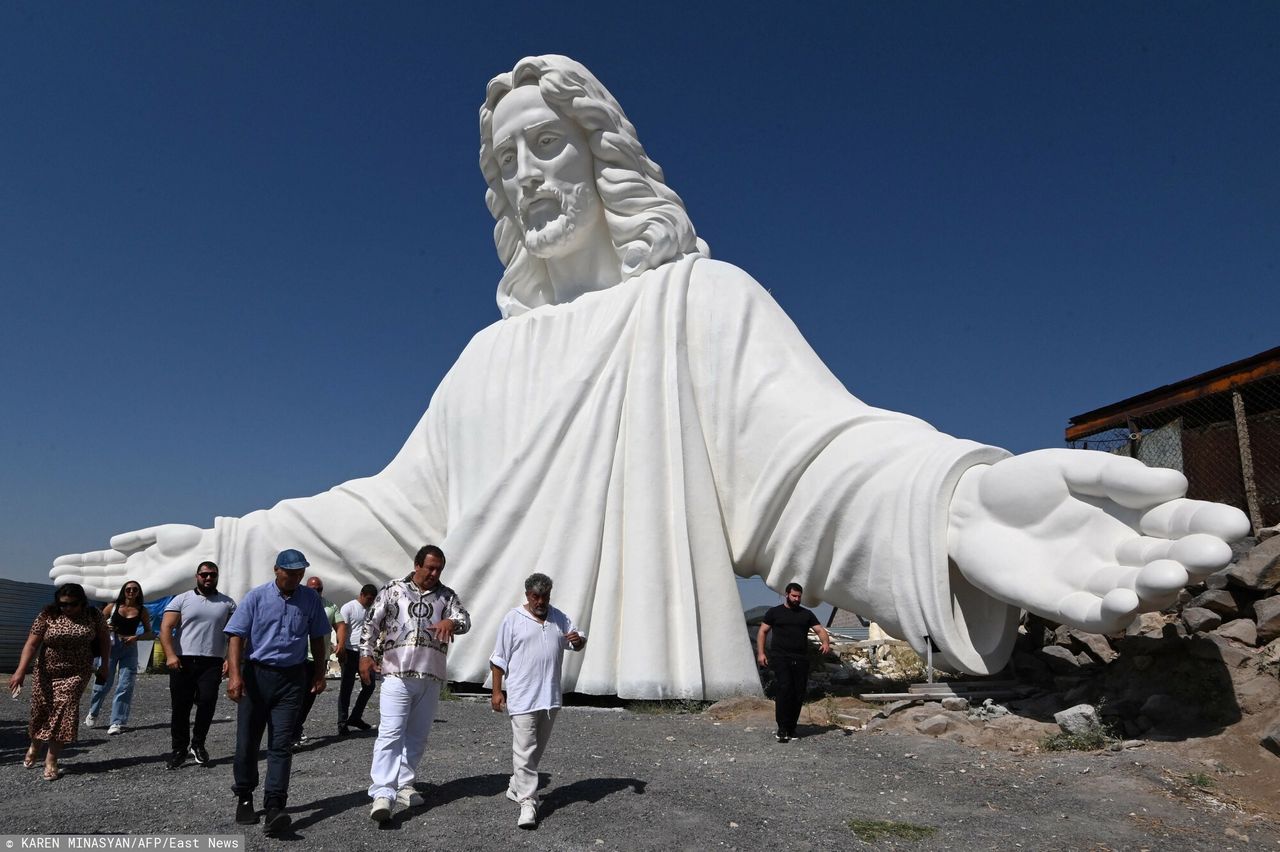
[338, 584, 377, 735]
[490, 572, 586, 829]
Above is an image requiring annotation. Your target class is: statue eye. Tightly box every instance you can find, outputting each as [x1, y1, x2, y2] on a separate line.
[538, 134, 559, 148]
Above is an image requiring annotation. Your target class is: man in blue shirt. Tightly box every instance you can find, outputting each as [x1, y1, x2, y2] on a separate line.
[224, 549, 331, 836]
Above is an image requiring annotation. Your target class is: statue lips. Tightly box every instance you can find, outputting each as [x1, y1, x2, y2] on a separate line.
[520, 191, 561, 229]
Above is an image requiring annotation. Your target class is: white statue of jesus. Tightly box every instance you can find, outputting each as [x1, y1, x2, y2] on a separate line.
[53, 55, 1247, 698]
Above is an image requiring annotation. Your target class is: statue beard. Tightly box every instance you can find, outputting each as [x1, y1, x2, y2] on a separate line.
[520, 182, 600, 259]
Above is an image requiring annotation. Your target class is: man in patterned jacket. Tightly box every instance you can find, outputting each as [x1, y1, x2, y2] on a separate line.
[358, 544, 471, 822]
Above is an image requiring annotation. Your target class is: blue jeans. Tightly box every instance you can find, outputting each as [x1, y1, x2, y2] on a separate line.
[88, 636, 138, 726]
[232, 662, 305, 809]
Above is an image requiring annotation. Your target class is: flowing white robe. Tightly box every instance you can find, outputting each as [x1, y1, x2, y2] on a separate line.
[209, 256, 1020, 697]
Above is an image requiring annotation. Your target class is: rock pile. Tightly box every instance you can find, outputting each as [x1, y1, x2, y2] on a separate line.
[1010, 534, 1280, 753]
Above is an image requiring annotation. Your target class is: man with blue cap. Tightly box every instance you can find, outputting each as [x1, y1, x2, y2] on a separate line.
[224, 548, 331, 836]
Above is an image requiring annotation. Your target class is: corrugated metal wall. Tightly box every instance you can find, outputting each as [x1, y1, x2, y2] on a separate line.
[0, 579, 56, 672]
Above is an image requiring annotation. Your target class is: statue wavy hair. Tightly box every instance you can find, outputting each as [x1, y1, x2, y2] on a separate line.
[480, 55, 706, 317]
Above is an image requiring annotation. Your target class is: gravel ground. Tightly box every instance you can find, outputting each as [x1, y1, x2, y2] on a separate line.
[2, 673, 1277, 851]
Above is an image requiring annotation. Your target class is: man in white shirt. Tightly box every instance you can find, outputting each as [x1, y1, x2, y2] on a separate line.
[490, 572, 586, 829]
[360, 545, 470, 822]
[338, 583, 377, 735]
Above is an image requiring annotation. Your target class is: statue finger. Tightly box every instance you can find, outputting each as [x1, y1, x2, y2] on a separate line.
[110, 528, 163, 555]
[1083, 564, 1141, 597]
[1133, 558, 1188, 602]
[1167, 534, 1232, 578]
[1057, 588, 1138, 634]
[1059, 452, 1186, 509]
[1115, 536, 1173, 567]
[65, 548, 128, 568]
[1139, 499, 1250, 541]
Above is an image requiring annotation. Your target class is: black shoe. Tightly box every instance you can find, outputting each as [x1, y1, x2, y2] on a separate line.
[166, 751, 185, 770]
[774, 729, 790, 743]
[263, 807, 291, 836]
[337, 724, 349, 736]
[188, 744, 210, 765]
[235, 797, 257, 825]
[348, 718, 372, 731]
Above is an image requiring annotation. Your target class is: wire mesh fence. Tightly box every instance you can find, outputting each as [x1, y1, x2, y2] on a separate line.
[1068, 372, 1280, 532]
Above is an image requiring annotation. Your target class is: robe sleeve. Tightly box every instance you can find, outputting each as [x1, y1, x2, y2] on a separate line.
[684, 259, 1020, 674]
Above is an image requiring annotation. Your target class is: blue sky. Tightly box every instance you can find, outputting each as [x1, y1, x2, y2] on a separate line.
[2, 3, 1277, 613]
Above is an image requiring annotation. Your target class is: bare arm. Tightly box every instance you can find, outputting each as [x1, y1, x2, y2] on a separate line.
[812, 624, 831, 655]
[7, 633, 42, 690]
[756, 622, 771, 667]
[490, 663, 506, 712]
[159, 611, 181, 669]
[334, 621, 349, 659]
[134, 608, 155, 642]
[226, 635, 244, 701]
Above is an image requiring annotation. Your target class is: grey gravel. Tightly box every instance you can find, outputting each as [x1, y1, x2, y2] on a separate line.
[2, 673, 1276, 850]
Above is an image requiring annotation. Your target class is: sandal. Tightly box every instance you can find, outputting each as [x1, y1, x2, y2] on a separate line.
[43, 765, 64, 781]
[22, 746, 39, 769]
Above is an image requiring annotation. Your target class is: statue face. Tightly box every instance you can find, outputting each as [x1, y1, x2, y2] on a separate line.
[491, 84, 605, 260]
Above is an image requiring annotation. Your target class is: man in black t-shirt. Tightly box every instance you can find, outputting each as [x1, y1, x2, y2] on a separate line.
[756, 583, 831, 742]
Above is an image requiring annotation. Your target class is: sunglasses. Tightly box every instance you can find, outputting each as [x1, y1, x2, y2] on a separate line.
[197, 573, 218, 579]
[57, 601, 82, 609]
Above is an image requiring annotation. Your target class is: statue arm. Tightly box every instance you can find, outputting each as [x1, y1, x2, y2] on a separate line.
[53, 378, 454, 603]
[682, 260, 1245, 673]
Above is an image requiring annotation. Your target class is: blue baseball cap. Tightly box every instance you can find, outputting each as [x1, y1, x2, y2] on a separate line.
[275, 549, 310, 571]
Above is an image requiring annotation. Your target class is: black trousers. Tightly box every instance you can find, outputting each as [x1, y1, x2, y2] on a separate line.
[770, 655, 810, 734]
[337, 650, 373, 726]
[169, 655, 223, 753]
[293, 660, 320, 739]
[233, 662, 304, 808]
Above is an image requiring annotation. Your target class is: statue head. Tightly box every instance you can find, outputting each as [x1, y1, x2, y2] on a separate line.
[480, 55, 704, 317]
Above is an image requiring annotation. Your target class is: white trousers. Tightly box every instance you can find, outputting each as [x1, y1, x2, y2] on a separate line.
[368, 676, 440, 800]
[509, 708, 558, 802]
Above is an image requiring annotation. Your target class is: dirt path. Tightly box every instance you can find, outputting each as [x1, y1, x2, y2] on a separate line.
[2, 674, 1277, 850]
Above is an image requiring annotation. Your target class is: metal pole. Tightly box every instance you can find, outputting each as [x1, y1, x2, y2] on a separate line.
[924, 636, 934, 684]
[1233, 390, 1264, 536]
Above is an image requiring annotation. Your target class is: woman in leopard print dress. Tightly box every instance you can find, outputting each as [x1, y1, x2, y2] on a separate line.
[8, 583, 109, 780]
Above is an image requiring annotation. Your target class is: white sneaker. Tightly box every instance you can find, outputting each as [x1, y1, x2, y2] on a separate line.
[107, 723, 123, 735]
[84, 713, 98, 728]
[517, 799, 538, 829]
[395, 787, 424, 808]
[369, 797, 393, 823]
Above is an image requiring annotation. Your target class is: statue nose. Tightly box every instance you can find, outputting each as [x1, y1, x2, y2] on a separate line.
[515, 145, 544, 190]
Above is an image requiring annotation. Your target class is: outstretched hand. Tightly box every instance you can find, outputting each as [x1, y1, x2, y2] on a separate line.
[51, 524, 214, 599]
[948, 449, 1249, 634]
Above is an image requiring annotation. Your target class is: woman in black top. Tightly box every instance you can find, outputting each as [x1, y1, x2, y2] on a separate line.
[85, 580, 154, 735]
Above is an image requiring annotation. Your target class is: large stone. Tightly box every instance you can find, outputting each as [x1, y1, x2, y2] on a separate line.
[1187, 589, 1239, 618]
[1234, 672, 1280, 716]
[1125, 612, 1167, 637]
[1261, 717, 1280, 757]
[1139, 693, 1188, 727]
[1214, 618, 1257, 646]
[916, 714, 951, 735]
[1227, 535, 1280, 591]
[1053, 703, 1100, 735]
[1204, 569, 1231, 591]
[1188, 634, 1254, 669]
[1256, 596, 1280, 643]
[1182, 607, 1222, 633]
[941, 697, 969, 712]
[1038, 644, 1084, 673]
[1067, 629, 1118, 663]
